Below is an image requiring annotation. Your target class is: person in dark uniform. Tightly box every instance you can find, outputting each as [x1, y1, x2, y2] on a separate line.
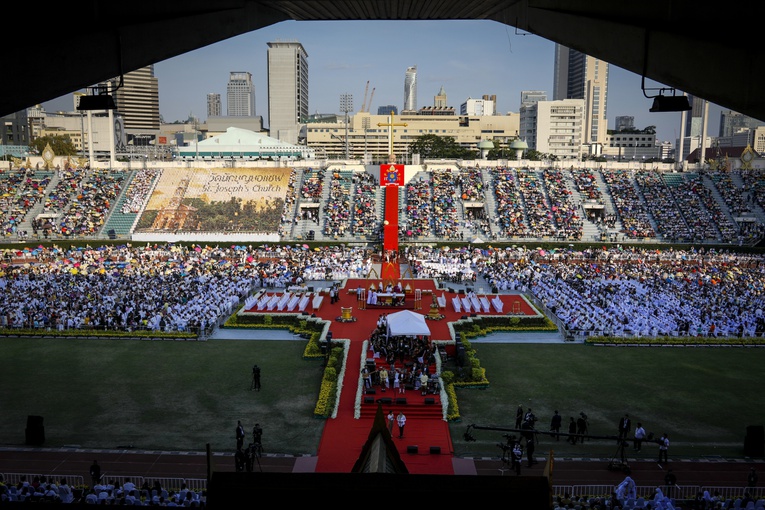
[577, 412, 588, 443]
[234, 448, 246, 472]
[89, 460, 101, 488]
[526, 437, 537, 467]
[235, 420, 245, 450]
[550, 410, 562, 441]
[567, 417, 578, 444]
[251, 364, 261, 391]
[515, 405, 524, 429]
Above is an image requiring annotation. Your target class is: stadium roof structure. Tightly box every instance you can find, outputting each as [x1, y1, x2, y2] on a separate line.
[176, 127, 315, 160]
[2, 1, 762, 124]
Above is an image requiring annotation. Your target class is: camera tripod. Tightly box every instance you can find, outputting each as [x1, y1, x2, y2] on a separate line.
[608, 440, 631, 474]
[247, 442, 263, 472]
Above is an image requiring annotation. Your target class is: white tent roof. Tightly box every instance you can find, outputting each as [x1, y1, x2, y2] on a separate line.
[385, 310, 431, 338]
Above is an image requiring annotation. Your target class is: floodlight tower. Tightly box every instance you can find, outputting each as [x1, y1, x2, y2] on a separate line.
[339, 93, 353, 160]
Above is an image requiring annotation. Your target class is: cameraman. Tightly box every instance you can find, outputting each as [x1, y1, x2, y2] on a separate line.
[512, 441, 523, 475]
[252, 423, 263, 445]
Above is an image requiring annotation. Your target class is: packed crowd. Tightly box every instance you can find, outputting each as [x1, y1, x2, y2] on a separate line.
[0, 474, 206, 506]
[8, 163, 765, 249]
[471, 244, 765, 338]
[2, 241, 763, 339]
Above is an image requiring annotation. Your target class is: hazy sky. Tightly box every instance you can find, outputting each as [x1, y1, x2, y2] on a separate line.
[47, 19, 723, 143]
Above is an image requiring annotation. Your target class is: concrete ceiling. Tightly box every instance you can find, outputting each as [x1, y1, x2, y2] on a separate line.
[5, 1, 762, 122]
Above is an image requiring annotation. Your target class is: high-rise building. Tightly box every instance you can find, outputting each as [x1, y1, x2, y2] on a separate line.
[615, 116, 635, 132]
[403, 66, 417, 112]
[460, 98, 494, 116]
[553, 45, 608, 145]
[267, 41, 308, 145]
[227, 72, 256, 117]
[111, 65, 160, 133]
[520, 91, 547, 108]
[520, 98, 585, 159]
[207, 93, 222, 118]
[718, 110, 764, 137]
[377, 105, 398, 116]
[434, 86, 447, 108]
[481, 95, 497, 115]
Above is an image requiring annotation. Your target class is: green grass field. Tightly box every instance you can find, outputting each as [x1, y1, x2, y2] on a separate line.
[1, 337, 763, 461]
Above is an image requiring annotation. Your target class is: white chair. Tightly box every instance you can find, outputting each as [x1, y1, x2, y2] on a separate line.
[452, 296, 461, 312]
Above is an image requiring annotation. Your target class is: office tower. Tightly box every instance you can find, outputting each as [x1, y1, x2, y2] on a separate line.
[403, 66, 417, 112]
[553, 44, 608, 145]
[460, 98, 494, 116]
[682, 94, 708, 138]
[207, 93, 222, 117]
[227, 72, 256, 117]
[615, 116, 635, 132]
[521, 98, 585, 159]
[111, 65, 160, 132]
[434, 86, 447, 108]
[520, 90, 547, 108]
[719, 110, 765, 137]
[267, 41, 308, 145]
[482, 94, 497, 115]
[378, 105, 398, 116]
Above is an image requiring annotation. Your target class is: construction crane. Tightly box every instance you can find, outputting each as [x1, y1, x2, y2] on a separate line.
[360, 81, 370, 113]
[366, 87, 375, 113]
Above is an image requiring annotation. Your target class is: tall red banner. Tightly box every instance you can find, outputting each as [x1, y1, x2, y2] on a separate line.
[379, 164, 405, 187]
[383, 184, 399, 252]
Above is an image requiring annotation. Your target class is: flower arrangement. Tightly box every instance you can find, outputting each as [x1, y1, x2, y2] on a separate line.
[313, 339, 349, 418]
[445, 383, 460, 421]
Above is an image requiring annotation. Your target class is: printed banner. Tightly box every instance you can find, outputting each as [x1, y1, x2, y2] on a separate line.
[135, 167, 291, 233]
[379, 164, 404, 187]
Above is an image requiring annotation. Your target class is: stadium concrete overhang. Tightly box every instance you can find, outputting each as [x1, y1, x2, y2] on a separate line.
[3, 1, 762, 123]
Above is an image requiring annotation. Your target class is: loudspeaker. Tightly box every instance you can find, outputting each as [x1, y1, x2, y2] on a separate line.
[396, 398, 407, 405]
[459, 289, 465, 295]
[407, 445, 418, 454]
[461, 315, 468, 320]
[25, 415, 44, 445]
[365, 388, 376, 395]
[744, 425, 765, 457]
[429, 446, 441, 454]
[424, 397, 435, 405]
[470, 313, 477, 317]
[364, 397, 374, 404]
[377, 398, 392, 405]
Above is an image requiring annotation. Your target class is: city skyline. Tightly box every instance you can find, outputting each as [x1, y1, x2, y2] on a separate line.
[46, 20, 725, 144]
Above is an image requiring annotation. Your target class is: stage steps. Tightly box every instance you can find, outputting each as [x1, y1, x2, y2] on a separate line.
[359, 398, 443, 419]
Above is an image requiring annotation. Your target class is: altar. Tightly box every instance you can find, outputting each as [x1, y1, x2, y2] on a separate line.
[372, 292, 405, 306]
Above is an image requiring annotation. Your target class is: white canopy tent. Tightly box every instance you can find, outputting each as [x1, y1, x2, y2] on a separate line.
[385, 310, 431, 338]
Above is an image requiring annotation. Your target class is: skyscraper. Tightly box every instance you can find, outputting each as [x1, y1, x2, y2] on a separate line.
[267, 41, 308, 145]
[111, 65, 160, 132]
[553, 45, 608, 145]
[403, 66, 417, 112]
[434, 86, 447, 108]
[227, 72, 255, 117]
[207, 93, 222, 118]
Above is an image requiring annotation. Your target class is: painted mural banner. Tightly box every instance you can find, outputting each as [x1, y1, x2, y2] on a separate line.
[135, 167, 291, 233]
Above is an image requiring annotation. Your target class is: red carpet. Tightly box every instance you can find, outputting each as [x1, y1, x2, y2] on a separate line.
[244, 279, 538, 474]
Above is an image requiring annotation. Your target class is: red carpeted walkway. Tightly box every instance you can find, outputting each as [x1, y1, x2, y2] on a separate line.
[244, 278, 537, 474]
